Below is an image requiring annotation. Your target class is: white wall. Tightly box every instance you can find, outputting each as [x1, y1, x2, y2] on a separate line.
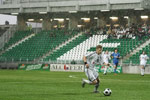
[123, 66, 150, 74]
[0, 14, 17, 25]
[0, 0, 2, 4]
[0, 0, 5, 4]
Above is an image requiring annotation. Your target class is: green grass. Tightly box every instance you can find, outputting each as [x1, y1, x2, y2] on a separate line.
[0, 70, 150, 100]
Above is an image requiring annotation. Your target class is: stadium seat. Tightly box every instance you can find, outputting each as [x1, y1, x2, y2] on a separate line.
[0, 30, 78, 61]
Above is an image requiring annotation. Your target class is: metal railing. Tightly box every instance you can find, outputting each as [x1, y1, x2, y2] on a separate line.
[0, 57, 84, 64]
[0, 25, 17, 50]
[0, 56, 150, 67]
[0, 56, 142, 66]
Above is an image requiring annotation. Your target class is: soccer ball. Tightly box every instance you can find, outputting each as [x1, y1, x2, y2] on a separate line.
[103, 88, 112, 96]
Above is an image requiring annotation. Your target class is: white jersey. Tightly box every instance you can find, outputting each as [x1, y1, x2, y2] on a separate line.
[103, 53, 111, 64]
[140, 54, 149, 66]
[85, 51, 103, 69]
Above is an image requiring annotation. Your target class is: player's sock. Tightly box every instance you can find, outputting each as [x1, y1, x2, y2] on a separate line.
[141, 69, 144, 76]
[94, 82, 99, 92]
[143, 69, 145, 75]
[114, 69, 116, 73]
[104, 67, 107, 74]
[142, 69, 144, 75]
[141, 69, 143, 75]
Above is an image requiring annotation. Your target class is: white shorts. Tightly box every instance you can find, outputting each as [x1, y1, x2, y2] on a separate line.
[140, 62, 146, 66]
[85, 68, 99, 82]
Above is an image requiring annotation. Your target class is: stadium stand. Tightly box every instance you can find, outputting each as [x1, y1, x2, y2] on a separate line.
[124, 43, 150, 65]
[50, 35, 108, 62]
[0, 30, 78, 62]
[0, 28, 7, 37]
[44, 32, 149, 64]
[0, 27, 149, 65]
[88, 36, 149, 57]
[43, 34, 88, 61]
[2, 30, 33, 50]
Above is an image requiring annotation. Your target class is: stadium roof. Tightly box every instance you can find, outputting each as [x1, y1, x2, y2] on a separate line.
[0, 0, 150, 14]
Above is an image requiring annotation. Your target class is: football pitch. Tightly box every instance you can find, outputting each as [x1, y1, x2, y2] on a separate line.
[0, 70, 150, 100]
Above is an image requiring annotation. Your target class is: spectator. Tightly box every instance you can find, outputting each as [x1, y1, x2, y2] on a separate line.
[71, 59, 76, 64]
[5, 20, 9, 25]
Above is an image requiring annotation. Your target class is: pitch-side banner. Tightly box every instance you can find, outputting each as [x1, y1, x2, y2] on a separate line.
[50, 64, 84, 72]
[95, 65, 122, 73]
[18, 64, 50, 71]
